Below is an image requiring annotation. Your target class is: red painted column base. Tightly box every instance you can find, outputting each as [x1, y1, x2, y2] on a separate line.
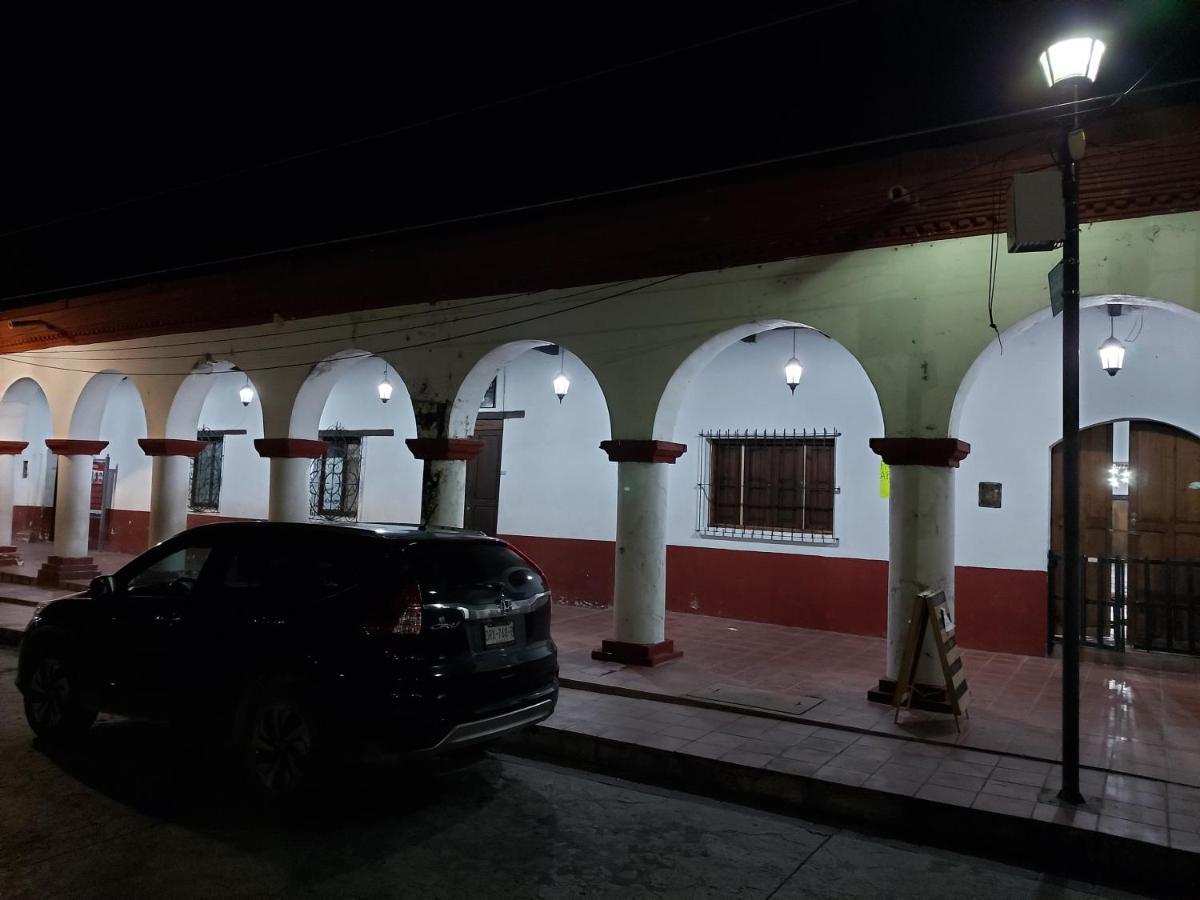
[866, 678, 957, 715]
[0, 545, 21, 567]
[591, 639, 683, 667]
[36, 556, 101, 586]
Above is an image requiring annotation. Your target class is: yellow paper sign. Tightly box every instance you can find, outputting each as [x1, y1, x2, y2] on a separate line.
[880, 462, 890, 499]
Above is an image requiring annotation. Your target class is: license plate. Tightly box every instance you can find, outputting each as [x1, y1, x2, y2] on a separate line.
[484, 620, 515, 646]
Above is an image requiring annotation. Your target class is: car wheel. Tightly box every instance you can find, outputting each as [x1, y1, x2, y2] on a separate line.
[23, 652, 97, 742]
[239, 681, 325, 800]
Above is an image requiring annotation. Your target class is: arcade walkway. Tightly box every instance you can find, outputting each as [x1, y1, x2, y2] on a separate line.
[553, 605, 1200, 789]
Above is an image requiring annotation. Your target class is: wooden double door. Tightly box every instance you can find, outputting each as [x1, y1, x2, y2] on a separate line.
[1051, 420, 1200, 561]
[464, 417, 505, 535]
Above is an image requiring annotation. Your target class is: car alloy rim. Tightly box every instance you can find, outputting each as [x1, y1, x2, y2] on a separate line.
[29, 658, 69, 728]
[251, 702, 313, 793]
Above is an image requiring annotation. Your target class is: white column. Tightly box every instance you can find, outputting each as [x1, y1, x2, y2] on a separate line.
[53, 454, 94, 560]
[422, 459, 467, 527]
[268, 457, 312, 523]
[0, 454, 15, 548]
[148, 455, 191, 545]
[613, 461, 670, 645]
[884, 464, 957, 684]
[593, 439, 685, 666]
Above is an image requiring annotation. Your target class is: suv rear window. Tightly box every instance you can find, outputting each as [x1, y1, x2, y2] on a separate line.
[406, 541, 546, 605]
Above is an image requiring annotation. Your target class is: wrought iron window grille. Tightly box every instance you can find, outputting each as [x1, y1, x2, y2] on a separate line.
[697, 428, 840, 545]
[188, 428, 224, 513]
[310, 426, 363, 521]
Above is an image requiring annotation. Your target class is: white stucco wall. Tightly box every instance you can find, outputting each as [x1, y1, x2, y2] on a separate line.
[667, 327, 888, 558]
[0, 380, 54, 509]
[954, 302, 1200, 572]
[492, 348, 616, 540]
[317, 358, 422, 524]
[98, 378, 150, 512]
[489, 329, 888, 559]
[194, 376, 269, 519]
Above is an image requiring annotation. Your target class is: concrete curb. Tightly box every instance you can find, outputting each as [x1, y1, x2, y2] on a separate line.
[559, 675, 1094, 777]
[507, 723, 1199, 898]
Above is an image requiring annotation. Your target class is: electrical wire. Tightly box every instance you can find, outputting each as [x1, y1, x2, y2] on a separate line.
[0, 274, 685, 377]
[1103, 14, 1200, 115]
[15, 279, 643, 362]
[1, 74, 1196, 312]
[986, 167, 1004, 354]
[0, 2, 858, 245]
[1124, 307, 1145, 343]
[12, 288, 537, 355]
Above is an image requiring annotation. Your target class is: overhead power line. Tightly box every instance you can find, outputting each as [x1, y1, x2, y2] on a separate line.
[0, 274, 685, 377]
[0, 72, 1195, 312]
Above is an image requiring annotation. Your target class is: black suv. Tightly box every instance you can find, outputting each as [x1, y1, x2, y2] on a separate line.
[16, 522, 558, 796]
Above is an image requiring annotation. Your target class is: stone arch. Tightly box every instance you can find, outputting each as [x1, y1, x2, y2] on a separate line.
[0, 377, 52, 442]
[290, 349, 412, 438]
[949, 294, 1200, 436]
[166, 360, 264, 438]
[69, 370, 147, 441]
[449, 339, 613, 440]
[652, 319, 883, 441]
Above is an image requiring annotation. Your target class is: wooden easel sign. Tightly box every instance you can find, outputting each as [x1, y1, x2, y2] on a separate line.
[892, 589, 971, 730]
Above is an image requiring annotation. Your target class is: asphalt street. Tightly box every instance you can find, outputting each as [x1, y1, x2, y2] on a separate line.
[0, 648, 1141, 899]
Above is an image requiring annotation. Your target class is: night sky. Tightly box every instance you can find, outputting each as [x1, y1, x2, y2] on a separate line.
[1, 1, 1197, 308]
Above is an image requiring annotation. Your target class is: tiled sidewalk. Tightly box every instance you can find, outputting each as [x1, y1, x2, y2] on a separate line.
[551, 604, 1200, 788]
[541, 686, 1200, 853]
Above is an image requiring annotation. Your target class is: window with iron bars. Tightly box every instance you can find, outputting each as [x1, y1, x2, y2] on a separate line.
[188, 430, 224, 512]
[310, 431, 362, 521]
[698, 429, 838, 544]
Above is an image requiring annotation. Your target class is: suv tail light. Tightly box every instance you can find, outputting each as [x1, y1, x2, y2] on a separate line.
[365, 582, 425, 636]
[395, 588, 424, 636]
[506, 543, 549, 588]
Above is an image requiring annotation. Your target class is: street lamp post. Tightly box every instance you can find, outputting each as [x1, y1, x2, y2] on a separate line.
[1040, 35, 1105, 806]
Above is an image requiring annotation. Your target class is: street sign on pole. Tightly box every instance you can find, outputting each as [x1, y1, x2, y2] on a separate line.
[1048, 259, 1064, 317]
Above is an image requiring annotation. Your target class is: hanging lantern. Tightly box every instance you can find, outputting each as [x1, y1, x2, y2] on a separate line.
[553, 346, 570, 403]
[378, 366, 393, 404]
[553, 372, 570, 402]
[1098, 337, 1124, 376]
[239, 377, 254, 407]
[1098, 314, 1124, 376]
[784, 328, 803, 395]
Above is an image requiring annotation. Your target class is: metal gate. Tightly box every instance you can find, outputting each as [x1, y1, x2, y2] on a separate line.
[1049, 553, 1200, 655]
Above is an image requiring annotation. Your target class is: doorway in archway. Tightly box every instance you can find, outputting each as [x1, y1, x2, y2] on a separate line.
[1050, 420, 1200, 653]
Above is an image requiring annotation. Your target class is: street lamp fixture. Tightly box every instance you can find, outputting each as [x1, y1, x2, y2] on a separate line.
[1039, 37, 1105, 87]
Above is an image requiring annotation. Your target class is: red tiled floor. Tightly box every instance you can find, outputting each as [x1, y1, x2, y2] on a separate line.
[0, 541, 133, 587]
[553, 602, 1200, 787]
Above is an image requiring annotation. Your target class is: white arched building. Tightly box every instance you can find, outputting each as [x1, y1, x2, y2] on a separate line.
[0, 104, 1198, 684]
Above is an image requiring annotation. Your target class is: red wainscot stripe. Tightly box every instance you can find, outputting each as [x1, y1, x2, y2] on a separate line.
[99, 509, 150, 555]
[462, 533, 1054, 659]
[185, 513, 253, 530]
[954, 565, 1049, 657]
[666, 544, 888, 637]
[12, 505, 53, 541]
[60, 510, 258, 558]
[498, 534, 615, 608]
